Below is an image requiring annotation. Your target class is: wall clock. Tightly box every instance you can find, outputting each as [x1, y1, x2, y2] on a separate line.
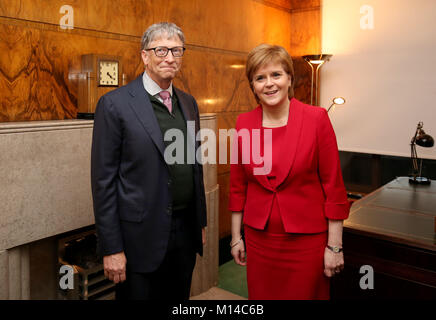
[98, 59, 119, 87]
[77, 54, 123, 119]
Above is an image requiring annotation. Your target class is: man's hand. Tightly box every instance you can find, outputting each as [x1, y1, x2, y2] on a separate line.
[103, 251, 127, 284]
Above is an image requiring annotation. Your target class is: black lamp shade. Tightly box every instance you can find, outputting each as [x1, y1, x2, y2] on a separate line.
[416, 134, 434, 147]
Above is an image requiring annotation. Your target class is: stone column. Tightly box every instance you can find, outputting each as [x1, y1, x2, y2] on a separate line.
[0, 245, 30, 299]
[190, 113, 219, 297]
[0, 250, 9, 299]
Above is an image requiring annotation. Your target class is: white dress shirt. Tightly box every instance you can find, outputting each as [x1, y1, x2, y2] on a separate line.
[142, 71, 173, 104]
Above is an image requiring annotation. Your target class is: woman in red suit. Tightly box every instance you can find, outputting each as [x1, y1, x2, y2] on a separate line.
[228, 44, 350, 300]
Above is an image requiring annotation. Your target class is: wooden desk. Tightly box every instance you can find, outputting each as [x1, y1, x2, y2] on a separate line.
[331, 177, 436, 299]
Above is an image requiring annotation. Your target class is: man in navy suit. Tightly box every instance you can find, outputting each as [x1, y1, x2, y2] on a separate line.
[91, 22, 207, 300]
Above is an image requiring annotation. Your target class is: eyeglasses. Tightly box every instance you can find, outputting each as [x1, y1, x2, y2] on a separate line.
[145, 46, 186, 57]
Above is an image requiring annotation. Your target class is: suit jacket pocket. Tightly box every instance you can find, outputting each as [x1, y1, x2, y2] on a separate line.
[118, 204, 146, 223]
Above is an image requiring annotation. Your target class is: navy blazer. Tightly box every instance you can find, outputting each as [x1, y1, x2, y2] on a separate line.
[91, 74, 207, 273]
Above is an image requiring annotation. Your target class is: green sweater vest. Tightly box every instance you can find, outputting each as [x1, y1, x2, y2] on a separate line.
[147, 92, 195, 211]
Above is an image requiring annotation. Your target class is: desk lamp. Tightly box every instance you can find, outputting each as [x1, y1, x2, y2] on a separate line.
[409, 122, 434, 185]
[327, 97, 346, 113]
[303, 54, 332, 106]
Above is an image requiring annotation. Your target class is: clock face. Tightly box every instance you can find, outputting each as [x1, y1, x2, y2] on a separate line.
[99, 60, 119, 86]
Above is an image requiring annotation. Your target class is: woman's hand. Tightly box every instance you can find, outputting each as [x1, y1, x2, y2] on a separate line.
[324, 248, 344, 277]
[325, 219, 345, 277]
[231, 239, 247, 266]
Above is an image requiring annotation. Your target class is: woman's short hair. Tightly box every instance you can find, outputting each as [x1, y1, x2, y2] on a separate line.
[141, 22, 185, 50]
[246, 44, 295, 103]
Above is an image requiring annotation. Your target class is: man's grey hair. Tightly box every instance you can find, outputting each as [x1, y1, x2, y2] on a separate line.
[141, 22, 185, 50]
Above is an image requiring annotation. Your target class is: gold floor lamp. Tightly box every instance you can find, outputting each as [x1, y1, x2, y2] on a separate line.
[303, 54, 332, 106]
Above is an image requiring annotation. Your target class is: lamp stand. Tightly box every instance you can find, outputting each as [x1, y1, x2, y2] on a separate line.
[307, 62, 315, 106]
[303, 54, 332, 106]
[409, 125, 431, 185]
[305, 61, 324, 106]
[314, 63, 323, 106]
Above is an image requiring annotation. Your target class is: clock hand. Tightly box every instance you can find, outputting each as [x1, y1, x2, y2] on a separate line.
[106, 72, 114, 80]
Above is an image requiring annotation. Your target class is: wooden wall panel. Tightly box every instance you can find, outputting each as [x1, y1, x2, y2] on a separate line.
[0, 0, 295, 122]
[290, 0, 320, 11]
[0, 0, 148, 36]
[217, 112, 239, 239]
[0, 22, 142, 121]
[252, 0, 292, 12]
[293, 57, 312, 103]
[218, 173, 231, 239]
[0, 0, 291, 52]
[253, 1, 321, 13]
[173, 0, 292, 53]
[289, 8, 321, 56]
[175, 50, 255, 114]
[0, 22, 259, 121]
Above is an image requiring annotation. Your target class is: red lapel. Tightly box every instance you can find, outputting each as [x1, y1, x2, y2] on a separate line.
[244, 106, 274, 191]
[240, 99, 304, 190]
[274, 98, 304, 188]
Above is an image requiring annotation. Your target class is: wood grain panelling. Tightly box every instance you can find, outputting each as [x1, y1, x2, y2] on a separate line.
[289, 8, 321, 56]
[175, 51, 255, 114]
[254, 0, 292, 12]
[293, 57, 312, 103]
[0, 0, 291, 53]
[290, 0, 320, 11]
[0, 0, 148, 36]
[0, 24, 260, 121]
[216, 112, 244, 175]
[157, 0, 293, 53]
[218, 173, 231, 238]
[0, 23, 142, 121]
[253, 0, 322, 12]
[254, 0, 321, 12]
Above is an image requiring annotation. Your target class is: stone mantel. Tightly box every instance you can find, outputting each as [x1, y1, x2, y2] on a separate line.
[0, 119, 94, 133]
[0, 119, 95, 251]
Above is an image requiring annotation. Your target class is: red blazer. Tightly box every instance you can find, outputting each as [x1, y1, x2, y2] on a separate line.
[228, 98, 350, 233]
